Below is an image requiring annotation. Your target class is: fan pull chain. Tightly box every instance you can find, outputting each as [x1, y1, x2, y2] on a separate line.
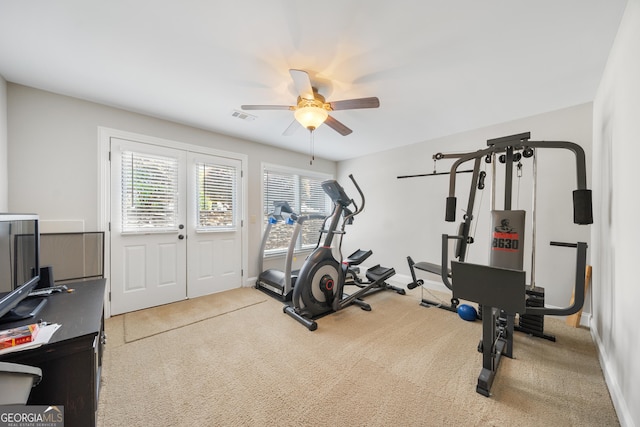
[309, 130, 315, 165]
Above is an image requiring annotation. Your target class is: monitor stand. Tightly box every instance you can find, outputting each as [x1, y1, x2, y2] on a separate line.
[0, 297, 47, 324]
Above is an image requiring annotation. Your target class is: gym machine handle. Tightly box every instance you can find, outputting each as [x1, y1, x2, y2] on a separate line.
[549, 241, 578, 248]
[526, 241, 588, 316]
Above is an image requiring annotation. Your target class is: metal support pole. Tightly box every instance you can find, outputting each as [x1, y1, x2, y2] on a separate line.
[504, 146, 514, 210]
[530, 149, 538, 290]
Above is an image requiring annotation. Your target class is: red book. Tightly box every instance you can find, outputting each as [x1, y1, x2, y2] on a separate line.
[0, 323, 40, 349]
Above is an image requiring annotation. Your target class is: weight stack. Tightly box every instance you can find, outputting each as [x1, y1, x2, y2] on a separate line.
[516, 286, 556, 342]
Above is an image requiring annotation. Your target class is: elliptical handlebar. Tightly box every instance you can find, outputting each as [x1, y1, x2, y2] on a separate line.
[343, 174, 365, 224]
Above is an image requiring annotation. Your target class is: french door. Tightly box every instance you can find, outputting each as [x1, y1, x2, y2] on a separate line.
[110, 138, 242, 315]
[186, 152, 242, 299]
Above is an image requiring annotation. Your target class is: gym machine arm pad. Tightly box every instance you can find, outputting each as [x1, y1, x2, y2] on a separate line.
[573, 189, 593, 225]
[445, 197, 457, 222]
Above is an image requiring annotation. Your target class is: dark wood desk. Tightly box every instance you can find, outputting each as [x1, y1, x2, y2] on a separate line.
[0, 279, 106, 427]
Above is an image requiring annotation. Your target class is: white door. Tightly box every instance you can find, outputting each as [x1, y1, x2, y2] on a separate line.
[110, 139, 187, 315]
[110, 138, 244, 315]
[186, 153, 242, 298]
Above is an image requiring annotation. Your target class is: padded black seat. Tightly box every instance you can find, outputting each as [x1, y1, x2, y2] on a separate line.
[413, 261, 451, 277]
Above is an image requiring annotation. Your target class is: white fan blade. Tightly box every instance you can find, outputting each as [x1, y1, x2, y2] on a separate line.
[289, 69, 315, 100]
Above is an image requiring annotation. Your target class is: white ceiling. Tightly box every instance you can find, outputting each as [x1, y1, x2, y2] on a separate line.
[0, 1, 627, 161]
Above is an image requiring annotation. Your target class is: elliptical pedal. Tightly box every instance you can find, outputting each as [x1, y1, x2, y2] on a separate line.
[365, 265, 406, 296]
[365, 265, 395, 282]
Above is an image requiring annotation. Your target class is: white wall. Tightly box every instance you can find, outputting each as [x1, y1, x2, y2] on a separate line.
[6, 84, 336, 281]
[592, 1, 640, 426]
[0, 76, 7, 211]
[337, 103, 593, 313]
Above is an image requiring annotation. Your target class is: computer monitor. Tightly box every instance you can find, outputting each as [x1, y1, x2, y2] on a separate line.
[0, 214, 43, 324]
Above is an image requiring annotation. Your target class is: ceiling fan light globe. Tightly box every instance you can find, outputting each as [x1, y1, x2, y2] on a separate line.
[294, 105, 328, 130]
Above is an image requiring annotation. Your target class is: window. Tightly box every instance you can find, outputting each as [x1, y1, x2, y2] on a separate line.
[121, 151, 179, 232]
[195, 162, 237, 230]
[262, 165, 331, 253]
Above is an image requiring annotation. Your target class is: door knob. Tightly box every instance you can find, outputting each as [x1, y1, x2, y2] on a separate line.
[178, 234, 185, 240]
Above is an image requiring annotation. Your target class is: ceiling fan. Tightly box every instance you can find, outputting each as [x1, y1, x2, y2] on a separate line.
[241, 69, 380, 136]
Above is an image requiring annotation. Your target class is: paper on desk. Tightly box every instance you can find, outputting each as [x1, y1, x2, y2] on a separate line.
[0, 323, 61, 356]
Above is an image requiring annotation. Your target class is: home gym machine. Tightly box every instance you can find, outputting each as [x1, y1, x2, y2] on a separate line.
[439, 132, 592, 396]
[256, 201, 325, 301]
[284, 175, 402, 331]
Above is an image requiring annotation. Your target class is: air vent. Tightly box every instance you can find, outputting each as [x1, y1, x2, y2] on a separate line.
[231, 110, 256, 121]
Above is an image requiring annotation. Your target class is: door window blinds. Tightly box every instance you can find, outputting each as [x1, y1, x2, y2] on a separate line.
[195, 162, 237, 230]
[121, 151, 179, 232]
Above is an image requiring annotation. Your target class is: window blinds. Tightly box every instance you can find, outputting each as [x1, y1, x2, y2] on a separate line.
[196, 162, 236, 230]
[263, 167, 330, 252]
[121, 151, 179, 232]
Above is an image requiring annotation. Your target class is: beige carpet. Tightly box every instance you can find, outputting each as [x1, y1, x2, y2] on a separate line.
[99, 287, 619, 426]
[123, 288, 267, 342]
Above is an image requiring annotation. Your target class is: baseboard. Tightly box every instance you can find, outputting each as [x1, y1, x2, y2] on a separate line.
[245, 276, 257, 288]
[590, 322, 634, 427]
[579, 312, 592, 328]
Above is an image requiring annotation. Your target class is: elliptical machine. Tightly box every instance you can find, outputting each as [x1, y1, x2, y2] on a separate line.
[284, 174, 399, 331]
